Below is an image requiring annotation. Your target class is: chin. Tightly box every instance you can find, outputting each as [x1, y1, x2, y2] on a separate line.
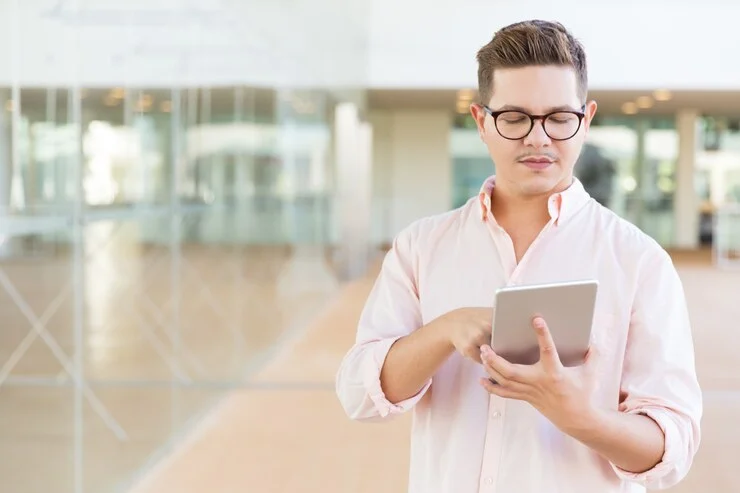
[516, 172, 569, 196]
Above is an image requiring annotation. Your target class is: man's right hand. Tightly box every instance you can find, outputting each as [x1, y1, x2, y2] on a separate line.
[440, 307, 494, 363]
[377, 306, 494, 405]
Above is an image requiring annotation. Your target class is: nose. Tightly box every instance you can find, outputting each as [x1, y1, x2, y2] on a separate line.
[523, 119, 551, 147]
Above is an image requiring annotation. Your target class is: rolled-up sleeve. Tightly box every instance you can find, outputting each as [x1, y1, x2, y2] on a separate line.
[611, 248, 703, 490]
[335, 225, 431, 421]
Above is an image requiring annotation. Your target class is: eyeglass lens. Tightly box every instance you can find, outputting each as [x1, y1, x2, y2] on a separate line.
[496, 111, 581, 140]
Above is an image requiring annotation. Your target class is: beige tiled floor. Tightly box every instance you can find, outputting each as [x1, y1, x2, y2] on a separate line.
[127, 250, 740, 493]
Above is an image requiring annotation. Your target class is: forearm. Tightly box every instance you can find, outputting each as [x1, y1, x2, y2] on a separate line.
[380, 318, 455, 403]
[566, 406, 665, 473]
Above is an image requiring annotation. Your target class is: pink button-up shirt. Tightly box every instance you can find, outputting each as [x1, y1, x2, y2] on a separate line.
[336, 176, 702, 493]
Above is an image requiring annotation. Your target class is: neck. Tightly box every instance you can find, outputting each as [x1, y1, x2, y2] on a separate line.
[490, 177, 572, 226]
[490, 187, 550, 225]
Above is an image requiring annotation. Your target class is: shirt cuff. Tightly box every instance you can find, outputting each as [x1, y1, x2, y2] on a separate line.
[363, 336, 432, 418]
[610, 407, 682, 487]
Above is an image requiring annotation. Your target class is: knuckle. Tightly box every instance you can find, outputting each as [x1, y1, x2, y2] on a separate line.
[465, 348, 481, 362]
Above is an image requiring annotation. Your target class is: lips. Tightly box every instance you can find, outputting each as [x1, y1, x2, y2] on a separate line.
[520, 157, 554, 170]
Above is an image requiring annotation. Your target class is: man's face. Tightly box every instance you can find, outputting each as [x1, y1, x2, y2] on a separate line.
[471, 65, 598, 198]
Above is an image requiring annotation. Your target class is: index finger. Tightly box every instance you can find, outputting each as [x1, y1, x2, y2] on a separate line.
[532, 316, 562, 371]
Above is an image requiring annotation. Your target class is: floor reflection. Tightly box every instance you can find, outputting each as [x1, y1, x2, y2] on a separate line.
[0, 238, 341, 493]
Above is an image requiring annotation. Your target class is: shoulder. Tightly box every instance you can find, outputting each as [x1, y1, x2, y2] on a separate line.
[589, 204, 679, 287]
[592, 203, 669, 260]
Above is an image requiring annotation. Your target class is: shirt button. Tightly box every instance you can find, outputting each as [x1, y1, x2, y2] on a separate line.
[485, 477, 494, 485]
[491, 410, 501, 418]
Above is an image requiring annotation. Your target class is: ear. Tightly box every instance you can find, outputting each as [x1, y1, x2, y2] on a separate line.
[469, 103, 489, 137]
[582, 100, 598, 133]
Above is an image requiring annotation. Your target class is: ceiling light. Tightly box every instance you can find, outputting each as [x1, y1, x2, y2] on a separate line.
[110, 87, 125, 99]
[457, 89, 476, 101]
[636, 96, 653, 109]
[621, 102, 638, 115]
[653, 89, 672, 101]
[456, 101, 471, 114]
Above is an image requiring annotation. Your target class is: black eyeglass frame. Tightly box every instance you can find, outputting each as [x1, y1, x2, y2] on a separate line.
[480, 104, 587, 141]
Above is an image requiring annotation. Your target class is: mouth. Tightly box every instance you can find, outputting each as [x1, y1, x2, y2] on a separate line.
[519, 157, 555, 170]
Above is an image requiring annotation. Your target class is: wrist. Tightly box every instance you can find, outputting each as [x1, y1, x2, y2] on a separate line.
[561, 403, 605, 439]
[428, 314, 456, 352]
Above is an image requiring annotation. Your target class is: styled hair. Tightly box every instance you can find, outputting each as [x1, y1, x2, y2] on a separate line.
[475, 20, 588, 104]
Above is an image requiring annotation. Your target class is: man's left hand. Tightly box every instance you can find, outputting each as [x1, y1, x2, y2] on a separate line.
[479, 316, 600, 433]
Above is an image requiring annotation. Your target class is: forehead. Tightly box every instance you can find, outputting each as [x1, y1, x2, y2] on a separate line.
[489, 65, 581, 111]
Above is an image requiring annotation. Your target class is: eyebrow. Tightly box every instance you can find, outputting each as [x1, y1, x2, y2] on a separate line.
[493, 104, 582, 113]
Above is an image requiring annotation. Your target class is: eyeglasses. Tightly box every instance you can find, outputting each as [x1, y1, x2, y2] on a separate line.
[481, 104, 587, 141]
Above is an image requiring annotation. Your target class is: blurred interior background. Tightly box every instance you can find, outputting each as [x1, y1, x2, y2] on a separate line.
[1, 1, 739, 492]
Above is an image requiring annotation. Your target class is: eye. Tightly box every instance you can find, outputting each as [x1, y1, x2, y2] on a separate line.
[499, 112, 528, 124]
[548, 113, 577, 124]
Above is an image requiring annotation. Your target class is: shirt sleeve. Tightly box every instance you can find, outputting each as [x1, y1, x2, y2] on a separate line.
[610, 247, 703, 489]
[335, 224, 431, 421]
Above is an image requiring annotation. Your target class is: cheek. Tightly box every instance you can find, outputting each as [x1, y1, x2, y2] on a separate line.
[484, 134, 519, 164]
[555, 142, 579, 167]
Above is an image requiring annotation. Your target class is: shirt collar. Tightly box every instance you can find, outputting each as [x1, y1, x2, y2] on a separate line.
[477, 175, 591, 226]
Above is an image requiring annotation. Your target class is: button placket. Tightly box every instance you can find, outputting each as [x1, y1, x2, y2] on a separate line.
[477, 396, 506, 492]
[507, 220, 555, 285]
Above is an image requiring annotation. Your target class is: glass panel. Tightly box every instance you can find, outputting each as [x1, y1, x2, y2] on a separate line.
[0, 220, 76, 493]
[584, 116, 678, 247]
[1, 0, 369, 490]
[697, 116, 740, 252]
[450, 112, 494, 209]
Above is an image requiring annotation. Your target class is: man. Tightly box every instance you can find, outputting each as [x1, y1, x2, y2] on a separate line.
[335, 20, 702, 493]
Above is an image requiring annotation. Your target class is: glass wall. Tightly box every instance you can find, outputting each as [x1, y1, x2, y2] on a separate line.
[0, 2, 369, 493]
[2, 87, 339, 244]
[696, 116, 740, 254]
[584, 116, 678, 247]
[450, 113, 493, 208]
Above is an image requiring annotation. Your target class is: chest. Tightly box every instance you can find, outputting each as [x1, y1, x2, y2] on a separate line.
[508, 228, 544, 263]
[416, 225, 626, 326]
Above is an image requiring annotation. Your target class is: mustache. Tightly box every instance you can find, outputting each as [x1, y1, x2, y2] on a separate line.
[515, 152, 558, 161]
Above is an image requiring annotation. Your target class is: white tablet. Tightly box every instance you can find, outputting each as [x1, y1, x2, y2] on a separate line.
[491, 279, 598, 367]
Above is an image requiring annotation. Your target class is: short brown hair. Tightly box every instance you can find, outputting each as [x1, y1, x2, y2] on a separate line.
[475, 20, 588, 105]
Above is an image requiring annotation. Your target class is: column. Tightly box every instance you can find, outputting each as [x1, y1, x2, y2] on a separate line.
[275, 92, 341, 295]
[387, 110, 452, 239]
[334, 102, 373, 280]
[0, 89, 10, 212]
[674, 109, 700, 249]
[633, 118, 647, 230]
[0, 89, 14, 258]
